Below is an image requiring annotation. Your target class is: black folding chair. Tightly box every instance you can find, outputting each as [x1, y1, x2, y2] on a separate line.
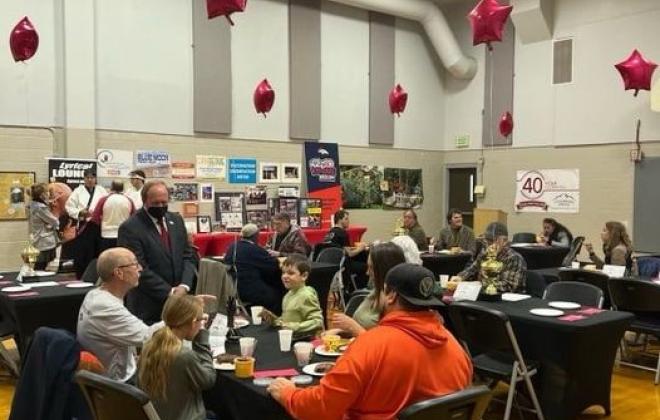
[608, 278, 660, 384]
[398, 385, 492, 420]
[543, 281, 604, 308]
[345, 289, 370, 317]
[448, 302, 544, 420]
[561, 236, 585, 267]
[512, 233, 537, 244]
[76, 370, 161, 420]
[80, 258, 99, 284]
[316, 247, 345, 264]
[524, 270, 547, 298]
[559, 269, 611, 308]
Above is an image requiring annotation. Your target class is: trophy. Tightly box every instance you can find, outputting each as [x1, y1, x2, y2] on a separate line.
[392, 217, 406, 236]
[20, 237, 40, 279]
[480, 244, 503, 295]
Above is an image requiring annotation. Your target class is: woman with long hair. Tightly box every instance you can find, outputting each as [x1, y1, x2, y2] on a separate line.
[539, 218, 573, 247]
[328, 242, 407, 336]
[138, 295, 216, 420]
[585, 221, 633, 270]
[28, 183, 60, 270]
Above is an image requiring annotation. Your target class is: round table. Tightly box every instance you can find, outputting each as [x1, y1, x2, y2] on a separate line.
[421, 252, 472, 277]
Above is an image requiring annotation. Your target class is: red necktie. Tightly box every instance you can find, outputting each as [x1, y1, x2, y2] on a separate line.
[157, 218, 171, 251]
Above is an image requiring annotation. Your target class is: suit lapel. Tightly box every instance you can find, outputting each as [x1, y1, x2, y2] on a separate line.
[138, 210, 173, 259]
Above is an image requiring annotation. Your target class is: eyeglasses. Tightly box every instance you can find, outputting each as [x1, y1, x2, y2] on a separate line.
[117, 261, 140, 269]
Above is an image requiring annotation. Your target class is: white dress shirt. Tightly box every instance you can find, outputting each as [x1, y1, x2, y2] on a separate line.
[65, 184, 107, 220]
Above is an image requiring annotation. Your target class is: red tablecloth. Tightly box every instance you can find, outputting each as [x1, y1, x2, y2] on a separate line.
[193, 226, 367, 257]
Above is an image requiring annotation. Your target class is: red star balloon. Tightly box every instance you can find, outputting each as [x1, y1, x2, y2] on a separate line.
[499, 111, 513, 137]
[207, 0, 247, 26]
[614, 49, 657, 97]
[467, 0, 513, 50]
[254, 79, 275, 117]
[389, 84, 408, 117]
[9, 17, 39, 62]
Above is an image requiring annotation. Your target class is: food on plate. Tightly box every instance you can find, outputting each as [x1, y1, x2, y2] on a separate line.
[216, 353, 240, 364]
[314, 362, 335, 374]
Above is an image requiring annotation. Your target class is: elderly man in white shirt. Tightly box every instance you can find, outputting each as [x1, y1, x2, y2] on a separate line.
[77, 247, 154, 382]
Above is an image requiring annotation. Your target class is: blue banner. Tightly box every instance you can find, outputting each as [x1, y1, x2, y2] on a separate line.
[304, 142, 340, 192]
[228, 158, 257, 184]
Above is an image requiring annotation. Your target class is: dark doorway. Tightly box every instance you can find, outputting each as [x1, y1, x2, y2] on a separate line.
[447, 167, 477, 229]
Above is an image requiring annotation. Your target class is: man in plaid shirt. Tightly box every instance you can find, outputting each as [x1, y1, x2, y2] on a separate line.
[450, 222, 526, 292]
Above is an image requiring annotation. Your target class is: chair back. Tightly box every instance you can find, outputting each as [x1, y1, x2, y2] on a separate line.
[558, 269, 611, 307]
[512, 232, 537, 244]
[398, 385, 492, 420]
[345, 290, 370, 317]
[543, 281, 604, 308]
[524, 270, 547, 298]
[561, 236, 585, 267]
[448, 302, 514, 355]
[75, 371, 161, 420]
[81, 258, 99, 284]
[316, 246, 345, 264]
[608, 278, 660, 315]
[636, 257, 660, 278]
[307, 263, 337, 327]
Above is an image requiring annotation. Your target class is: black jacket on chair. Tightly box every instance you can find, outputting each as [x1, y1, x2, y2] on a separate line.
[9, 327, 91, 420]
[118, 209, 197, 324]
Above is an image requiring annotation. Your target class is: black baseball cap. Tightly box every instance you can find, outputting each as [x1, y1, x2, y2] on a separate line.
[385, 263, 443, 307]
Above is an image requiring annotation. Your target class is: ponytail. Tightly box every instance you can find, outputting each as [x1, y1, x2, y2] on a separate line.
[138, 326, 182, 400]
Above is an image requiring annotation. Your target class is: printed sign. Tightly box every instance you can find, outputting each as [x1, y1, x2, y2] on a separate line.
[196, 155, 226, 179]
[48, 158, 97, 190]
[96, 149, 133, 178]
[135, 150, 171, 178]
[514, 169, 580, 213]
[228, 158, 257, 184]
[304, 142, 341, 229]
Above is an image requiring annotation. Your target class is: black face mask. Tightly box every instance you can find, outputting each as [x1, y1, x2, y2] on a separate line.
[147, 205, 168, 220]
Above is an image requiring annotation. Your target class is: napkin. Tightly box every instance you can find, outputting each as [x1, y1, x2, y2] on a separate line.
[558, 314, 586, 322]
[577, 307, 604, 315]
[254, 368, 299, 378]
[7, 291, 39, 298]
[501, 293, 531, 302]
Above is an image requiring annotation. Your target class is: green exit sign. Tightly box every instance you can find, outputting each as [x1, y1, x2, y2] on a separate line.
[455, 135, 470, 148]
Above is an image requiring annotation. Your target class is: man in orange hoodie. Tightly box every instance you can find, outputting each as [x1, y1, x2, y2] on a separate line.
[267, 263, 473, 420]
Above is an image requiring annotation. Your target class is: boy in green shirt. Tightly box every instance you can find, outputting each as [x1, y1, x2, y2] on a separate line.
[261, 254, 324, 337]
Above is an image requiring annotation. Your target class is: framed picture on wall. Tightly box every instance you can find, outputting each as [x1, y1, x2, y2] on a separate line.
[182, 202, 199, 218]
[0, 172, 35, 220]
[196, 215, 212, 233]
[259, 162, 280, 183]
[281, 163, 302, 183]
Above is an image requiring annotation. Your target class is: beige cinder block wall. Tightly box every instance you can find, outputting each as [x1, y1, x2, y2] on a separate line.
[444, 142, 660, 258]
[96, 131, 445, 245]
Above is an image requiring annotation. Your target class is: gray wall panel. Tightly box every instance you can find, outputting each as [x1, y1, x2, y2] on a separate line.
[483, 21, 515, 147]
[192, 1, 232, 134]
[289, 0, 321, 140]
[634, 157, 660, 252]
[369, 13, 395, 146]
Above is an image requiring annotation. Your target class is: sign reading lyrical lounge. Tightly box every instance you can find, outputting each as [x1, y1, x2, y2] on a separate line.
[514, 169, 579, 213]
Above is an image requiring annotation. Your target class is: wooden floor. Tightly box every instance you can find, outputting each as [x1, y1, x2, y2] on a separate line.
[0, 344, 658, 419]
[0, 366, 657, 419]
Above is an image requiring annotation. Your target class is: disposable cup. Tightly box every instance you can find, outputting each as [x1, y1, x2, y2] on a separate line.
[278, 329, 293, 352]
[293, 342, 314, 367]
[250, 306, 263, 325]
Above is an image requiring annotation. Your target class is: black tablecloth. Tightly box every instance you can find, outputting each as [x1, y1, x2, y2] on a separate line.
[511, 245, 570, 269]
[204, 325, 334, 420]
[441, 297, 632, 419]
[421, 252, 472, 277]
[0, 272, 90, 355]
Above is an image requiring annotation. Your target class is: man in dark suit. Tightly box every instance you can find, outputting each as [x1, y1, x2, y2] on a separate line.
[117, 180, 197, 324]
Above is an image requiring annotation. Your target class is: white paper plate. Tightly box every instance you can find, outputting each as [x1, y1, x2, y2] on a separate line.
[34, 271, 56, 277]
[1, 285, 31, 293]
[314, 345, 343, 357]
[302, 362, 335, 377]
[548, 301, 581, 310]
[65, 282, 95, 288]
[213, 361, 235, 371]
[530, 308, 565, 317]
